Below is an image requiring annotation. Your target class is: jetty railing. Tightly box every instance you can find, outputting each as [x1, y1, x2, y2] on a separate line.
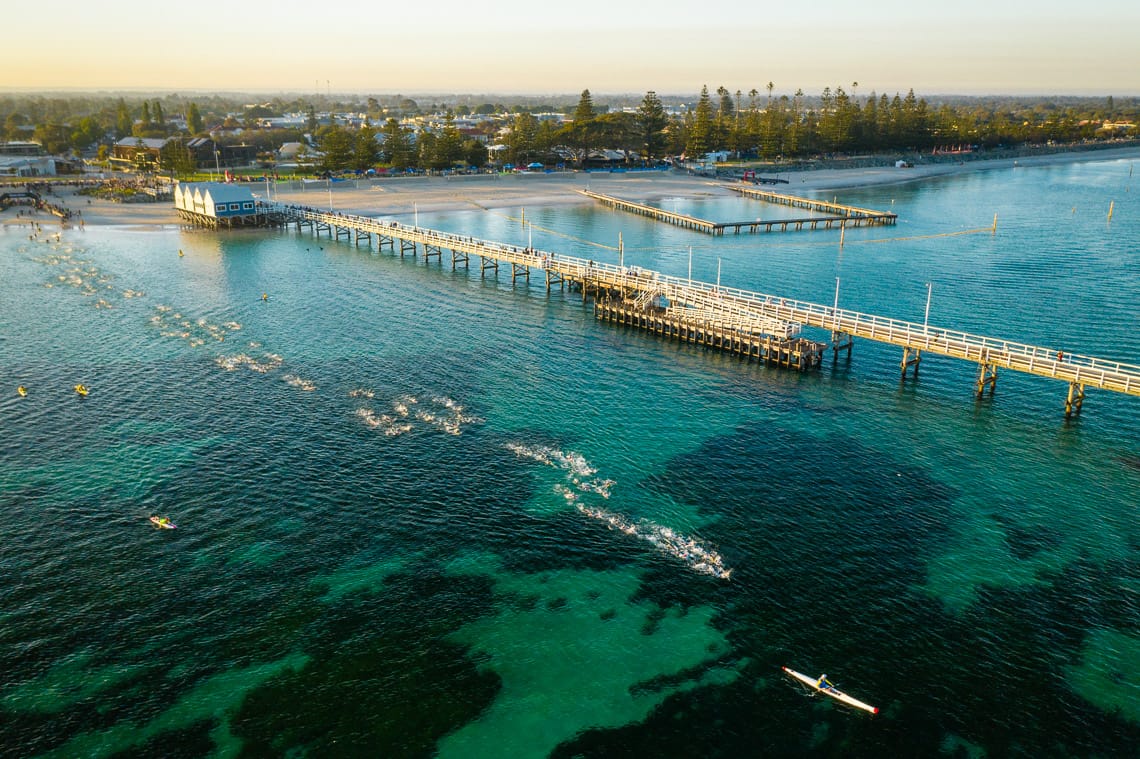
[261, 202, 1140, 409]
[727, 185, 898, 225]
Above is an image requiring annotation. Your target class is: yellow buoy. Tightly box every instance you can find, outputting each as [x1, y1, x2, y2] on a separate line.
[17, 386, 27, 397]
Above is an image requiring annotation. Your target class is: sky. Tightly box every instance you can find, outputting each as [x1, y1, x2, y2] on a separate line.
[4, 1, 1138, 97]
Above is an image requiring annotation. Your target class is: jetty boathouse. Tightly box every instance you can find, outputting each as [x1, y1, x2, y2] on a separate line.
[174, 182, 282, 229]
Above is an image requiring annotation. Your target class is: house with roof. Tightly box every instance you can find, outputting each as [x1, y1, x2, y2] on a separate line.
[186, 137, 219, 168]
[111, 137, 173, 170]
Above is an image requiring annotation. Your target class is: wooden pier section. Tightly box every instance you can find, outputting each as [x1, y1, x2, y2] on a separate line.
[580, 189, 720, 233]
[728, 185, 898, 227]
[256, 201, 1140, 417]
[595, 300, 824, 370]
[580, 188, 896, 235]
[175, 207, 288, 230]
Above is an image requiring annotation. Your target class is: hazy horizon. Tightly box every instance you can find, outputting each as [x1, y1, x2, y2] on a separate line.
[4, 1, 1138, 97]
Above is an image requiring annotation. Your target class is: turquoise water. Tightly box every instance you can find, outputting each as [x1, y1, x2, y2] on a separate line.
[1, 157, 1138, 757]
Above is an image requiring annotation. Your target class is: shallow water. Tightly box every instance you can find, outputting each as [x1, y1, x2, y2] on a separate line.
[1, 157, 1138, 756]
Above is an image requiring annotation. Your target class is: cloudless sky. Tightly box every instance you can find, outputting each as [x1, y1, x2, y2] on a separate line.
[4, 1, 1137, 97]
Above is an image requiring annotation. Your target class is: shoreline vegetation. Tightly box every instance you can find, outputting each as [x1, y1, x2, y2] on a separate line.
[3, 143, 1139, 229]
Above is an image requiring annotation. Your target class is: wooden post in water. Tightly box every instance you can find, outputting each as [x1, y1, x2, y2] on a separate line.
[900, 347, 921, 378]
[975, 359, 998, 397]
[1065, 381, 1086, 419]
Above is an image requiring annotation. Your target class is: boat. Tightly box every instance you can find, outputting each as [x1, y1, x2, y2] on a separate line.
[17, 386, 27, 397]
[782, 666, 879, 714]
[149, 516, 177, 529]
[74, 384, 89, 397]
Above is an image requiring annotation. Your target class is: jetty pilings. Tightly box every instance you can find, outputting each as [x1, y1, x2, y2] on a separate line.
[253, 201, 1140, 416]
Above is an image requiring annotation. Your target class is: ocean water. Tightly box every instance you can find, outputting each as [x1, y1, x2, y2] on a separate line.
[1, 157, 1138, 757]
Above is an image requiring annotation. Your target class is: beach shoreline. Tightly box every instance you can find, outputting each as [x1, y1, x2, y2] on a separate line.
[4, 144, 1138, 229]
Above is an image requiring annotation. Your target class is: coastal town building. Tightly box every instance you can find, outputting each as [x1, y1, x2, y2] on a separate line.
[0, 155, 56, 177]
[111, 137, 172, 170]
[173, 181, 258, 227]
[0, 141, 56, 176]
[0, 141, 47, 156]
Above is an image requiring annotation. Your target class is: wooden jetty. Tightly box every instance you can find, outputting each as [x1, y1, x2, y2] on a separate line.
[693, 282, 1140, 418]
[595, 299, 825, 370]
[253, 201, 1140, 417]
[580, 188, 896, 235]
[580, 189, 720, 233]
[728, 185, 898, 227]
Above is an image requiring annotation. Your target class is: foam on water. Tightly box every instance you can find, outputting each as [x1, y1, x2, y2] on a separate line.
[353, 392, 480, 436]
[150, 304, 242, 348]
[282, 374, 317, 391]
[213, 352, 284, 374]
[507, 443, 732, 580]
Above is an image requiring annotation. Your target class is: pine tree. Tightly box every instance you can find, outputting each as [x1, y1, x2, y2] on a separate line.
[354, 124, 378, 170]
[187, 103, 203, 135]
[569, 89, 596, 166]
[635, 91, 668, 162]
[380, 118, 413, 170]
[115, 99, 132, 138]
[685, 85, 714, 159]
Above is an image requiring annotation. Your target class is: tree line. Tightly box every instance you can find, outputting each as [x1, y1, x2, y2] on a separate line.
[1, 88, 1135, 173]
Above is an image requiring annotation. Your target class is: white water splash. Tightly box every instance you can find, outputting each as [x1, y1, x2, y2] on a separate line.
[214, 353, 284, 374]
[508, 443, 732, 580]
[283, 374, 317, 391]
[354, 393, 479, 436]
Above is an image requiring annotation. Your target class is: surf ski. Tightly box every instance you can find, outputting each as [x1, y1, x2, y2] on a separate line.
[149, 516, 177, 530]
[782, 666, 878, 714]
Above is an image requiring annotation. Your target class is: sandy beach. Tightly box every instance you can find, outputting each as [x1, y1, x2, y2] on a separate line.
[4, 145, 1138, 229]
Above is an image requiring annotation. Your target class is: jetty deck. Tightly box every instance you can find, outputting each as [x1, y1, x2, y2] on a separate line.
[258, 202, 1140, 416]
[580, 188, 896, 235]
[727, 185, 898, 226]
